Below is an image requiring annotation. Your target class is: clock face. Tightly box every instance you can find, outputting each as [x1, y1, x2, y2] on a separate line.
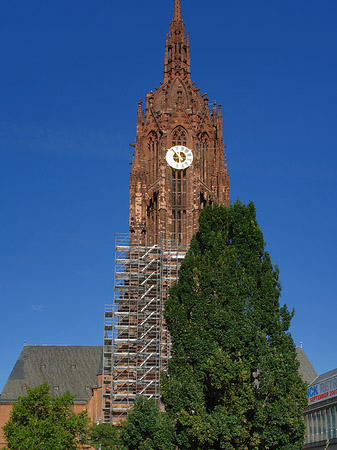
[166, 145, 193, 170]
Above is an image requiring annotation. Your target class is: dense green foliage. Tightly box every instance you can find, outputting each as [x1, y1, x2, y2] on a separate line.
[3, 383, 89, 450]
[119, 396, 175, 450]
[88, 422, 119, 449]
[162, 202, 307, 450]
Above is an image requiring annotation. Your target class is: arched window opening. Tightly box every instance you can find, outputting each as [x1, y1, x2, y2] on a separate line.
[171, 128, 188, 246]
[147, 191, 159, 246]
[200, 192, 207, 210]
[171, 171, 187, 246]
[172, 126, 187, 147]
[147, 131, 158, 184]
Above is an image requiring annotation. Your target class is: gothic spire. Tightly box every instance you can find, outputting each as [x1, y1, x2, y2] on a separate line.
[169, 0, 185, 41]
[173, 0, 182, 23]
[164, 0, 190, 80]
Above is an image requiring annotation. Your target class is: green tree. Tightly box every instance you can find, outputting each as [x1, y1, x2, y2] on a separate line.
[88, 422, 119, 449]
[119, 396, 175, 450]
[162, 202, 307, 450]
[3, 383, 90, 450]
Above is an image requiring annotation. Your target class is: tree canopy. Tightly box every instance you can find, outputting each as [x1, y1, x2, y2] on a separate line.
[2, 383, 89, 450]
[162, 201, 307, 450]
[119, 396, 175, 450]
[88, 422, 119, 450]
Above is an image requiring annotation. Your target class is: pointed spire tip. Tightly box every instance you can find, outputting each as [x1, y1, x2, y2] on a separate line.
[173, 0, 182, 22]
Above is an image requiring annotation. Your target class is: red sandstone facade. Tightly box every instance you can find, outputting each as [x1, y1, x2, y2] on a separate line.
[129, 0, 229, 248]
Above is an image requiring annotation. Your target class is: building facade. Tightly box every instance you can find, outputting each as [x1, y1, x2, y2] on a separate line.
[304, 368, 337, 449]
[102, 0, 229, 424]
[0, 346, 102, 449]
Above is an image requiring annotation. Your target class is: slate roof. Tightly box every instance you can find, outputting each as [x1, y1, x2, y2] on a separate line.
[309, 367, 337, 386]
[1, 344, 318, 403]
[296, 347, 318, 385]
[0, 345, 102, 402]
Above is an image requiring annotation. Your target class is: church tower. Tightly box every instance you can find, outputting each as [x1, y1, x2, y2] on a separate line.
[102, 0, 229, 424]
[129, 0, 229, 248]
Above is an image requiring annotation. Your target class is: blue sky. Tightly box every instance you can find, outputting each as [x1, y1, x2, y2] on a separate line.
[1, 0, 337, 392]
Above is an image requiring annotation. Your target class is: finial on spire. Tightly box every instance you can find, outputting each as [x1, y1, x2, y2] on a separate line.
[173, 0, 182, 22]
[137, 99, 143, 126]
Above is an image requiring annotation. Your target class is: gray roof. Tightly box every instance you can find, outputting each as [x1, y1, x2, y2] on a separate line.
[310, 367, 337, 386]
[0, 344, 319, 402]
[296, 347, 317, 385]
[0, 345, 102, 402]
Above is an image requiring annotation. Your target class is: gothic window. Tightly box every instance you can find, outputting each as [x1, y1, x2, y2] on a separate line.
[171, 126, 187, 146]
[168, 45, 172, 60]
[147, 191, 158, 245]
[200, 192, 207, 210]
[172, 209, 185, 245]
[171, 127, 188, 246]
[147, 131, 158, 184]
[172, 169, 186, 208]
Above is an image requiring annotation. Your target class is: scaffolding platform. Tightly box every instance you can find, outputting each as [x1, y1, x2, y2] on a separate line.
[102, 234, 186, 423]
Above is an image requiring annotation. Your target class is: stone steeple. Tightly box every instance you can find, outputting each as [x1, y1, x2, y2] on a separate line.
[129, 0, 229, 247]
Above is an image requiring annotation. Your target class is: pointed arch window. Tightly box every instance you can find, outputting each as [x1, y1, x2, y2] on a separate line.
[171, 126, 187, 147]
[147, 191, 159, 246]
[171, 127, 188, 246]
[147, 131, 159, 184]
[183, 45, 187, 60]
[168, 45, 172, 61]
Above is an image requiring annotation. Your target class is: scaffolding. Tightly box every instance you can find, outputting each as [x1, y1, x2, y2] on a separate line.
[102, 234, 186, 424]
